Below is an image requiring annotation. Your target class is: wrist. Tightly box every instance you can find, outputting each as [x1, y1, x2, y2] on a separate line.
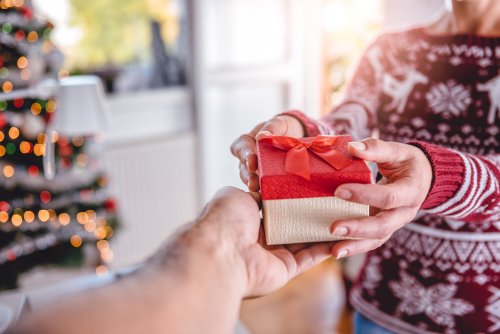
[152, 221, 248, 299]
[280, 110, 319, 137]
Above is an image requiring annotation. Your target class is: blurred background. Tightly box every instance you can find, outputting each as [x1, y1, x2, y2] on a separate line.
[0, 0, 445, 332]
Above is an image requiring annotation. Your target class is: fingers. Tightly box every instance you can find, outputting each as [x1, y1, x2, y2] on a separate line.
[347, 138, 410, 165]
[239, 163, 260, 191]
[255, 116, 290, 140]
[231, 134, 258, 169]
[330, 207, 416, 240]
[293, 242, 334, 276]
[331, 238, 387, 260]
[334, 182, 418, 209]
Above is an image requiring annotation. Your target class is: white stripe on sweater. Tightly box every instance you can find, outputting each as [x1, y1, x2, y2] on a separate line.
[445, 155, 488, 218]
[448, 159, 497, 219]
[426, 152, 472, 215]
[450, 157, 497, 218]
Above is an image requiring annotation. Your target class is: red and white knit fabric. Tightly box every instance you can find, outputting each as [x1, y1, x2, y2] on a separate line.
[284, 27, 499, 334]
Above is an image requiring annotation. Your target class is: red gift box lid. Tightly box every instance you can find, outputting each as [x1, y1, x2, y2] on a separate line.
[257, 135, 372, 200]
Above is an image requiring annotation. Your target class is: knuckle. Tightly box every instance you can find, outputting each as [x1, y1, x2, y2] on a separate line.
[378, 223, 393, 238]
[363, 138, 381, 151]
[383, 191, 398, 209]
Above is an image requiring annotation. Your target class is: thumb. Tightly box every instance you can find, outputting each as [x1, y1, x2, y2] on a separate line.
[255, 116, 289, 140]
[347, 138, 409, 165]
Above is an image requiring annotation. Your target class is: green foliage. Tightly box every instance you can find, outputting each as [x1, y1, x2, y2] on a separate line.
[68, 0, 151, 68]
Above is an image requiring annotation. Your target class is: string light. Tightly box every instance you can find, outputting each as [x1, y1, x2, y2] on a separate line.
[33, 143, 45, 156]
[72, 136, 84, 147]
[0, 146, 5, 157]
[84, 221, 96, 233]
[8, 127, 19, 139]
[27, 166, 39, 177]
[40, 190, 51, 203]
[0, 132, 4, 142]
[20, 69, 31, 80]
[24, 211, 35, 223]
[77, 212, 89, 224]
[46, 100, 57, 113]
[19, 141, 31, 154]
[6, 143, 15, 154]
[31, 102, 42, 115]
[1, 23, 12, 34]
[96, 240, 109, 252]
[3, 165, 14, 178]
[17, 56, 28, 69]
[87, 210, 97, 221]
[94, 227, 107, 240]
[70, 235, 82, 248]
[11, 214, 22, 226]
[101, 249, 114, 263]
[37, 133, 46, 144]
[96, 265, 109, 276]
[2, 81, 13, 93]
[51, 131, 59, 143]
[58, 213, 70, 225]
[48, 209, 56, 221]
[27, 31, 38, 43]
[0, 212, 9, 223]
[38, 210, 50, 222]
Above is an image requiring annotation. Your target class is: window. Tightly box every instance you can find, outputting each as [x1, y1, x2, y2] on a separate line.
[33, 0, 189, 94]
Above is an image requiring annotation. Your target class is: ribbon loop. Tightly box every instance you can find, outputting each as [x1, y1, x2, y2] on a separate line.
[263, 136, 353, 180]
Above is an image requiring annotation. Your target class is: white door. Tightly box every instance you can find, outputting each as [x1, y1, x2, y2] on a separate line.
[192, 0, 322, 202]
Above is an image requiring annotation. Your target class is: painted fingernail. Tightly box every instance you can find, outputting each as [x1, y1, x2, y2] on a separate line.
[335, 188, 352, 200]
[332, 226, 349, 237]
[336, 250, 348, 260]
[348, 142, 366, 151]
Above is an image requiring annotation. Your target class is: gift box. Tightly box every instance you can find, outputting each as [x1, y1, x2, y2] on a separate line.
[257, 135, 372, 245]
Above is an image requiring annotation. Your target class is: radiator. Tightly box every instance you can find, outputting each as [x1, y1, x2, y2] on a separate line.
[103, 133, 199, 269]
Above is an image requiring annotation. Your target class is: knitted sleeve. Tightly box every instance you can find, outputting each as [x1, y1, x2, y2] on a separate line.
[410, 141, 499, 223]
[282, 37, 384, 140]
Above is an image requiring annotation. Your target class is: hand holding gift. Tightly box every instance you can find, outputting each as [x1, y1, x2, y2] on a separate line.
[330, 138, 432, 259]
[231, 114, 305, 192]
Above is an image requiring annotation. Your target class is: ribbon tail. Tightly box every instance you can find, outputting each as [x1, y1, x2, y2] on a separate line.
[284, 146, 310, 180]
[313, 150, 353, 170]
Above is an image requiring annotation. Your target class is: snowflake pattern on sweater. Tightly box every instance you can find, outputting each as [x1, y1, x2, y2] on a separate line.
[284, 27, 499, 334]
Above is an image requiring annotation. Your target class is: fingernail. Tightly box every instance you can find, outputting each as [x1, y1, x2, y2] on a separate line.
[245, 160, 250, 170]
[335, 188, 352, 200]
[348, 141, 366, 151]
[258, 131, 272, 137]
[336, 250, 348, 260]
[332, 226, 349, 237]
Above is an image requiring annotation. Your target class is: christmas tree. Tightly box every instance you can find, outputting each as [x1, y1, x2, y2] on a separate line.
[0, 0, 118, 290]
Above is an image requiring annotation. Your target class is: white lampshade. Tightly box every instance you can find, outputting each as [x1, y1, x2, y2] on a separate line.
[44, 75, 110, 179]
[51, 75, 109, 136]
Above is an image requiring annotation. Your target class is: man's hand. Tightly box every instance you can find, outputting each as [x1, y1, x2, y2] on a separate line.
[329, 138, 433, 259]
[195, 187, 333, 297]
[230, 115, 304, 192]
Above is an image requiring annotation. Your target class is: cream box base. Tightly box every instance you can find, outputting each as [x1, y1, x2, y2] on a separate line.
[263, 196, 369, 245]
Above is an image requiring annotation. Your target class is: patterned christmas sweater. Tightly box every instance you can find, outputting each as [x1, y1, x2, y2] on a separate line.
[285, 27, 500, 334]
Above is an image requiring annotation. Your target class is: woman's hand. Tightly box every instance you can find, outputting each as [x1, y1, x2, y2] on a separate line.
[330, 138, 433, 259]
[230, 115, 305, 191]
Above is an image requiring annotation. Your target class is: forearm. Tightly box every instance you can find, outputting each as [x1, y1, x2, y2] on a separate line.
[410, 141, 499, 222]
[15, 224, 246, 334]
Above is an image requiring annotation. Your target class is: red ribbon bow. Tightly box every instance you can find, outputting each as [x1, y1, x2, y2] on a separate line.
[263, 136, 353, 180]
